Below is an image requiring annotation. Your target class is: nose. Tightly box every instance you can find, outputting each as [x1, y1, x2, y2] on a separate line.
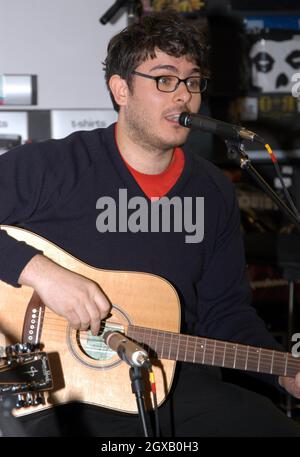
[276, 73, 289, 89]
[173, 80, 193, 103]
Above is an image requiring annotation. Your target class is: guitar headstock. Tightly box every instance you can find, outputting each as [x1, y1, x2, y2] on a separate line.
[0, 345, 52, 409]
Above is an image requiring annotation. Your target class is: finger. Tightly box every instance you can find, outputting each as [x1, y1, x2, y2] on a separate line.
[67, 309, 82, 330]
[293, 373, 300, 397]
[85, 301, 102, 336]
[94, 293, 111, 320]
[74, 306, 92, 332]
[295, 372, 300, 387]
[90, 319, 101, 336]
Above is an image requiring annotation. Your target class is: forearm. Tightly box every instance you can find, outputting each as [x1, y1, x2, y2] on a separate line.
[18, 253, 111, 336]
[18, 253, 58, 288]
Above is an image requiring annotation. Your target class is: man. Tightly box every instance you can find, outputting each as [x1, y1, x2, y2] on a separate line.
[0, 11, 300, 436]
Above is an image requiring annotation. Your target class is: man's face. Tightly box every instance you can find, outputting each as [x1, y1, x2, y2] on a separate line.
[120, 50, 202, 152]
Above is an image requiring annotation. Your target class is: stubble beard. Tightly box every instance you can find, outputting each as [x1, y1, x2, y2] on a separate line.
[124, 106, 188, 154]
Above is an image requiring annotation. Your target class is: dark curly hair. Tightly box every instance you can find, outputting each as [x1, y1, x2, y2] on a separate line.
[103, 11, 209, 111]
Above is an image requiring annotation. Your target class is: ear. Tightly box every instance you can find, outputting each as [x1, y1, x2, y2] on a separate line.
[109, 75, 129, 108]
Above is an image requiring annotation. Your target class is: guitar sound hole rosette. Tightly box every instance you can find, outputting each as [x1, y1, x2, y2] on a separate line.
[67, 304, 131, 370]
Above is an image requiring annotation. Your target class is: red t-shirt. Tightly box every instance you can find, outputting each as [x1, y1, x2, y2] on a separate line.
[115, 125, 185, 200]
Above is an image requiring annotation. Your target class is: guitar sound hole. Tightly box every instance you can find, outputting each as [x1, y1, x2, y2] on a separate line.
[67, 304, 130, 369]
[77, 331, 113, 361]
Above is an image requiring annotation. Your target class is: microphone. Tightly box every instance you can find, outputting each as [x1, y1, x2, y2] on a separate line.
[104, 331, 151, 368]
[99, 0, 128, 25]
[179, 112, 264, 144]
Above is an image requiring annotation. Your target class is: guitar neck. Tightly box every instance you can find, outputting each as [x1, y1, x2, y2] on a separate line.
[128, 326, 300, 377]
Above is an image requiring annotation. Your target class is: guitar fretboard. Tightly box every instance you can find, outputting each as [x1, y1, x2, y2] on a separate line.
[127, 326, 300, 377]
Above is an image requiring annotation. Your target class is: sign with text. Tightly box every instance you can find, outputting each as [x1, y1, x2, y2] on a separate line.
[0, 111, 28, 141]
[51, 110, 117, 139]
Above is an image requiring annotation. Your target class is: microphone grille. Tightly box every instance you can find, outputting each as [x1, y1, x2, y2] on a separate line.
[178, 112, 191, 127]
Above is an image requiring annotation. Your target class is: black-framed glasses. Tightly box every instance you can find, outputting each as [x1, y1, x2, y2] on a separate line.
[132, 70, 208, 94]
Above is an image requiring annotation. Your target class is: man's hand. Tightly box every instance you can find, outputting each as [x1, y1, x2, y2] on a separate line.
[19, 254, 111, 335]
[279, 373, 300, 399]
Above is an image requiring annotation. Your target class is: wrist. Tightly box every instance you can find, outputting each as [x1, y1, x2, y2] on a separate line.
[18, 254, 52, 287]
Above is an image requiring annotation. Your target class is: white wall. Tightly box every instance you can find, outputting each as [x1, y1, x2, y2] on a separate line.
[0, 0, 127, 110]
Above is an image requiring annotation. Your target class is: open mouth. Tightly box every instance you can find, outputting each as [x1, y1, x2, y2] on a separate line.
[165, 113, 180, 123]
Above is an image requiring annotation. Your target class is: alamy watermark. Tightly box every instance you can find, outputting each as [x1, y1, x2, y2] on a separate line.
[96, 189, 204, 243]
[292, 333, 300, 357]
[291, 73, 300, 98]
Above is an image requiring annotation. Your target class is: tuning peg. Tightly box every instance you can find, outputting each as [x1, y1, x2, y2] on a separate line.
[33, 393, 45, 406]
[5, 345, 13, 360]
[15, 394, 26, 408]
[15, 343, 24, 354]
[22, 343, 35, 353]
[5, 345, 12, 354]
[25, 393, 34, 406]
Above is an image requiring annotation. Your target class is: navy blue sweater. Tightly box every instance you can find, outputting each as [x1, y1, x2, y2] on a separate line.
[0, 123, 283, 359]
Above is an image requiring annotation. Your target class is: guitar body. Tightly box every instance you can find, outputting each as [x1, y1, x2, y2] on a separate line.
[0, 226, 181, 416]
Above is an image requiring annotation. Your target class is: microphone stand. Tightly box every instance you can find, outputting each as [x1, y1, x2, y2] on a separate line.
[226, 138, 300, 419]
[129, 365, 152, 437]
[225, 139, 300, 232]
[99, 0, 142, 26]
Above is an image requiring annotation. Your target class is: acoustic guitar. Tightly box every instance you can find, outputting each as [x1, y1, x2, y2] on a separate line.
[0, 226, 298, 417]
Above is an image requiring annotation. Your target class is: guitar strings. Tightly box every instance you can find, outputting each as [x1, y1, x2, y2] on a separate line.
[34, 317, 300, 375]
[41, 314, 295, 366]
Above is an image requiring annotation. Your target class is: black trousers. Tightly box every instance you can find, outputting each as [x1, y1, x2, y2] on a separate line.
[14, 364, 300, 437]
